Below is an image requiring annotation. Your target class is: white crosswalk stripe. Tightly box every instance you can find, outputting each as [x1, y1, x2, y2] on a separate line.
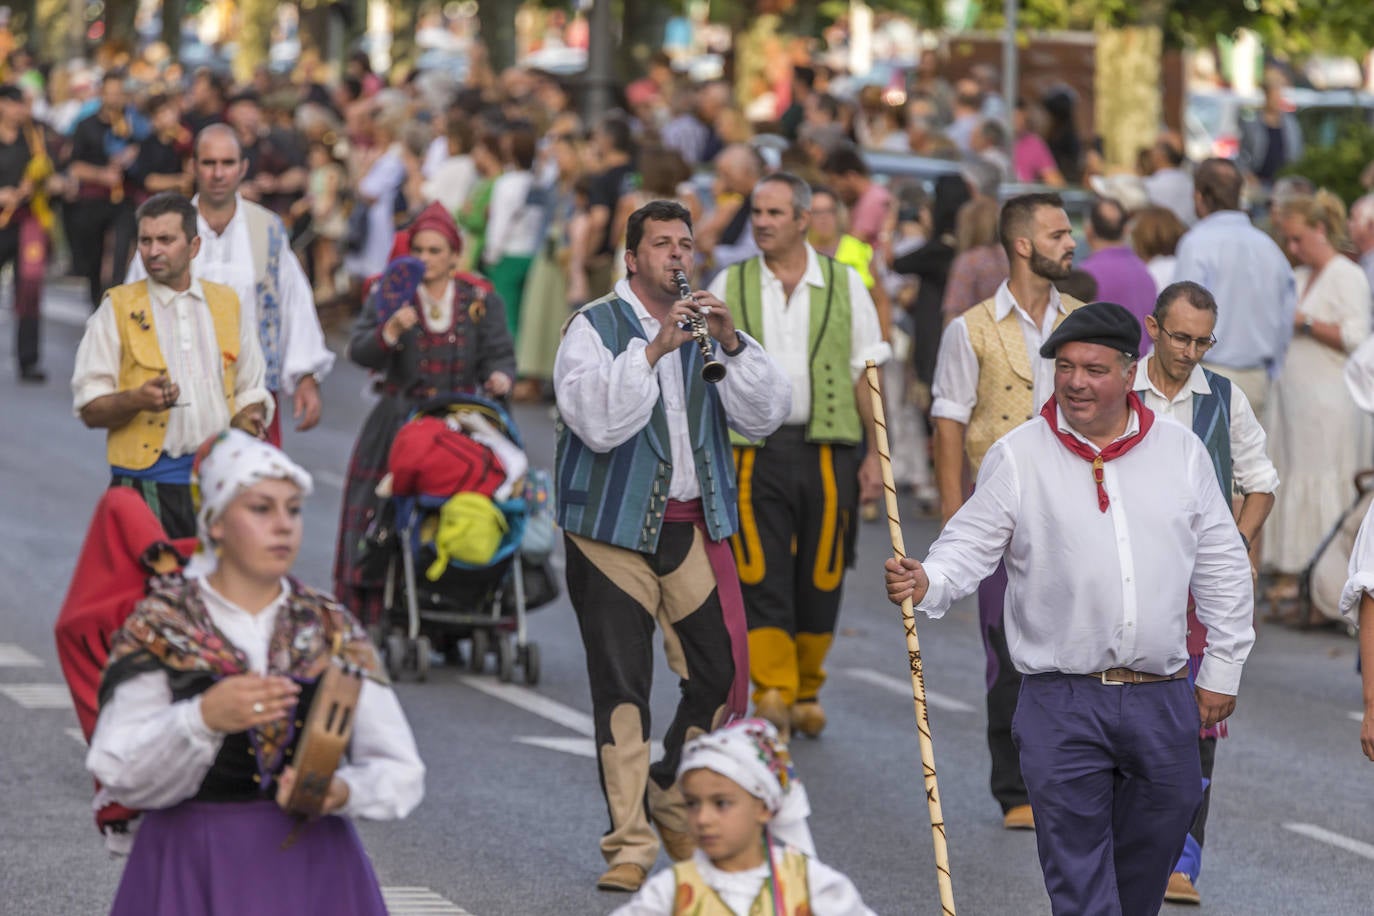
[0, 643, 42, 667]
[381, 887, 476, 915]
[0, 683, 73, 709]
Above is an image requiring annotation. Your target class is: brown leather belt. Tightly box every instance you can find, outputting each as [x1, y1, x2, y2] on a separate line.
[1090, 666, 1189, 685]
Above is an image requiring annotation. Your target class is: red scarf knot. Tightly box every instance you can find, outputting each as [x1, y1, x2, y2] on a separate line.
[1040, 392, 1155, 513]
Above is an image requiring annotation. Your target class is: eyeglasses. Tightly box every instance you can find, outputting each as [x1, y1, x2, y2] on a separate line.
[1158, 322, 1217, 353]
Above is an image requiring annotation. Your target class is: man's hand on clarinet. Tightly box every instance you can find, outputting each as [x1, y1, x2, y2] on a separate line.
[1195, 686, 1236, 730]
[645, 300, 698, 366]
[690, 290, 740, 347]
[884, 556, 930, 606]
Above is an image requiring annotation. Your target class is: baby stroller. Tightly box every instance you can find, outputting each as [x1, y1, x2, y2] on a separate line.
[376, 393, 557, 684]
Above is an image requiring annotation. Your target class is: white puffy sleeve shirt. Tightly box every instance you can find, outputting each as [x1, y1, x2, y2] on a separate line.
[914, 414, 1255, 695]
[86, 577, 424, 821]
[1341, 500, 1374, 626]
[554, 280, 792, 500]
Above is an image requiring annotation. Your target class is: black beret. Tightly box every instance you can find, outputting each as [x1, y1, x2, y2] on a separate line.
[1039, 301, 1141, 360]
[0, 84, 22, 102]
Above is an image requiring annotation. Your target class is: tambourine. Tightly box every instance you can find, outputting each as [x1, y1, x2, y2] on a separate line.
[276, 655, 364, 819]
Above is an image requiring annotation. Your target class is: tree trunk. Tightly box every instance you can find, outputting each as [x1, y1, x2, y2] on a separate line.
[477, 0, 517, 74]
[386, 0, 416, 74]
[104, 0, 138, 55]
[617, 0, 672, 84]
[160, 0, 183, 57]
[234, 0, 277, 83]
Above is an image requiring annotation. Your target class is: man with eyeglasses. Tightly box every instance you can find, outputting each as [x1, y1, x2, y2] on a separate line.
[1132, 279, 1277, 906]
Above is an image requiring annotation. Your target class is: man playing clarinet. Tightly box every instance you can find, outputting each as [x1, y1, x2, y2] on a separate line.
[553, 199, 790, 894]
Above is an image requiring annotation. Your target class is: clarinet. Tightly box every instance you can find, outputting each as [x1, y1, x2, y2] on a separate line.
[674, 269, 727, 383]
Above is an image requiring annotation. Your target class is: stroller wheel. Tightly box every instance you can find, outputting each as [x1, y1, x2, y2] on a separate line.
[522, 642, 541, 686]
[496, 635, 515, 683]
[414, 635, 432, 682]
[385, 633, 407, 682]
[468, 628, 489, 674]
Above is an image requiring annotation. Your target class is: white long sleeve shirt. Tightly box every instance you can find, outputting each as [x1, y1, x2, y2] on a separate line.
[127, 195, 336, 394]
[915, 408, 1255, 695]
[1132, 358, 1279, 495]
[612, 849, 876, 916]
[707, 246, 890, 426]
[931, 281, 1072, 424]
[72, 278, 274, 455]
[1341, 500, 1374, 626]
[86, 577, 425, 821]
[482, 169, 542, 263]
[554, 280, 792, 500]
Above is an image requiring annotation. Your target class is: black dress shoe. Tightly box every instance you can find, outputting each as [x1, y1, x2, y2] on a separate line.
[18, 366, 46, 383]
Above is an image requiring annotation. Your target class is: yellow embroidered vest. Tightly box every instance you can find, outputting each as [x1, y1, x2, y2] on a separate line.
[671, 849, 809, 916]
[106, 279, 241, 470]
[963, 293, 1083, 473]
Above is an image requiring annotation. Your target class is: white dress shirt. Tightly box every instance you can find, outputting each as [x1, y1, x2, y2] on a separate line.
[72, 278, 274, 456]
[554, 279, 792, 500]
[915, 408, 1255, 695]
[707, 245, 890, 426]
[126, 195, 336, 394]
[931, 281, 1071, 424]
[86, 576, 425, 821]
[1133, 357, 1279, 495]
[612, 848, 876, 916]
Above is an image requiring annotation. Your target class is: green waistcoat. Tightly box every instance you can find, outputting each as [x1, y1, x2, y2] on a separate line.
[725, 254, 860, 445]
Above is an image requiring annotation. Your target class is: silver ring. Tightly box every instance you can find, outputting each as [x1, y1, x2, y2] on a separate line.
[252, 702, 265, 714]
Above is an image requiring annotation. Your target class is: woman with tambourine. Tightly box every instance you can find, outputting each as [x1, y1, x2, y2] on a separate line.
[334, 201, 517, 626]
[87, 429, 425, 915]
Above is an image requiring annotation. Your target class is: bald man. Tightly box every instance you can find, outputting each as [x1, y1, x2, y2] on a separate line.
[126, 124, 334, 445]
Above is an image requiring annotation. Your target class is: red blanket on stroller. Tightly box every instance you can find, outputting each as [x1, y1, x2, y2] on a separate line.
[389, 415, 507, 499]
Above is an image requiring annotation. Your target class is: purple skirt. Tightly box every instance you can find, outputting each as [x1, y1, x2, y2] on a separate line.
[109, 800, 387, 916]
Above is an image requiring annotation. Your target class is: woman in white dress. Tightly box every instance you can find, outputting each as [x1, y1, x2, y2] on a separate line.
[1265, 190, 1373, 611]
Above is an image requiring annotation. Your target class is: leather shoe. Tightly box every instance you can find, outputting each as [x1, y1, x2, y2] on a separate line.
[651, 814, 697, 862]
[1164, 871, 1200, 904]
[1002, 804, 1035, 830]
[790, 701, 827, 738]
[753, 688, 790, 740]
[18, 366, 46, 384]
[596, 863, 647, 892]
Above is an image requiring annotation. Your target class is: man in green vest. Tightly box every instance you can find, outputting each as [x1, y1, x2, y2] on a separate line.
[708, 173, 890, 740]
[554, 200, 790, 893]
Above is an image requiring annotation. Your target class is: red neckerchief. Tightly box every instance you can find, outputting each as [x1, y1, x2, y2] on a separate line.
[1040, 392, 1155, 513]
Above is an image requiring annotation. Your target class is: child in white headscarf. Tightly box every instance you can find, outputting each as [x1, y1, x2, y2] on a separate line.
[611, 718, 876, 916]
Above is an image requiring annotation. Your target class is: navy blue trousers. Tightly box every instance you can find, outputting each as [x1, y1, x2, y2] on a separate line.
[1012, 673, 1204, 916]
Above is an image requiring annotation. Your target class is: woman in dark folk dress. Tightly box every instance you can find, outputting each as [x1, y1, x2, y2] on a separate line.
[334, 202, 516, 624]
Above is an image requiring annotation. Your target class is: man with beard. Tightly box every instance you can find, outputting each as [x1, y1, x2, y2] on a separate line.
[708, 173, 890, 740]
[1131, 281, 1277, 905]
[930, 191, 1084, 830]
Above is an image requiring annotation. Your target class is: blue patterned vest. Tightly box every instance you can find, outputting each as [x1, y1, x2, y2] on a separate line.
[1192, 369, 1233, 498]
[555, 294, 738, 552]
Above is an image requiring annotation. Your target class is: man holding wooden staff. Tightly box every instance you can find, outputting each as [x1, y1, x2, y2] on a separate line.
[929, 192, 1083, 829]
[885, 302, 1255, 915]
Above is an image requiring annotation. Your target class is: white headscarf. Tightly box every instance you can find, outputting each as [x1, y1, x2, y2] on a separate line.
[678, 718, 815, 856]
[184, 429, 314, 578]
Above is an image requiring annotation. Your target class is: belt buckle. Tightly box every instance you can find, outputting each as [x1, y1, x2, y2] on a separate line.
[1099, 670, 1126, 686]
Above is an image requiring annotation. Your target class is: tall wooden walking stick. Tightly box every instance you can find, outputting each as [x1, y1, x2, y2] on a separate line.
[864, 359, 956, 915]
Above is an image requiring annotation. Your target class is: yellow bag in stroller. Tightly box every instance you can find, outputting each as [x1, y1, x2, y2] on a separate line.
[425, 492, 509, 580]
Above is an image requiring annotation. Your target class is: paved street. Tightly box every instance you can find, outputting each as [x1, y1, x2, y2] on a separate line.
[2, 284, 1373, 915]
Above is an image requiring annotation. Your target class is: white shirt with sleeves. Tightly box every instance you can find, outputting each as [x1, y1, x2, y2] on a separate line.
[1133, 358, 1279, 495]
[71, 278, 274, 457]
[86, 577, 425, 821]
[707, 245, 891, 426]
[554, 280, 792, 501]
[914, 408, 1255, 695]
[611, 849, 876, 916]
[1341, 501, 1374, 626]
[931, 280, 1071, 424]
[127, 195, 336, 394]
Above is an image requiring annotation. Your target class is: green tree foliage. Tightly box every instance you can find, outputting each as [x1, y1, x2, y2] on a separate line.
[1281, 121, 1374, 206]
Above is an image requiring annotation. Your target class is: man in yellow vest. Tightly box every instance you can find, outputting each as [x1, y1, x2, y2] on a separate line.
[708, 173, 890, 739]
[72, 192, 272, 539]
[930, 192, 1083, 830]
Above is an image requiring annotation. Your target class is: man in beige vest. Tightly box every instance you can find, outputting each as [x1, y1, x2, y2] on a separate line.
[930, 192, 1083, 829]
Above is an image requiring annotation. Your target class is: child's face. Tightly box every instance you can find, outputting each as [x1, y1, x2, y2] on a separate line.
[682, 768, 770, 873]
[308, 146, 328, 168]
